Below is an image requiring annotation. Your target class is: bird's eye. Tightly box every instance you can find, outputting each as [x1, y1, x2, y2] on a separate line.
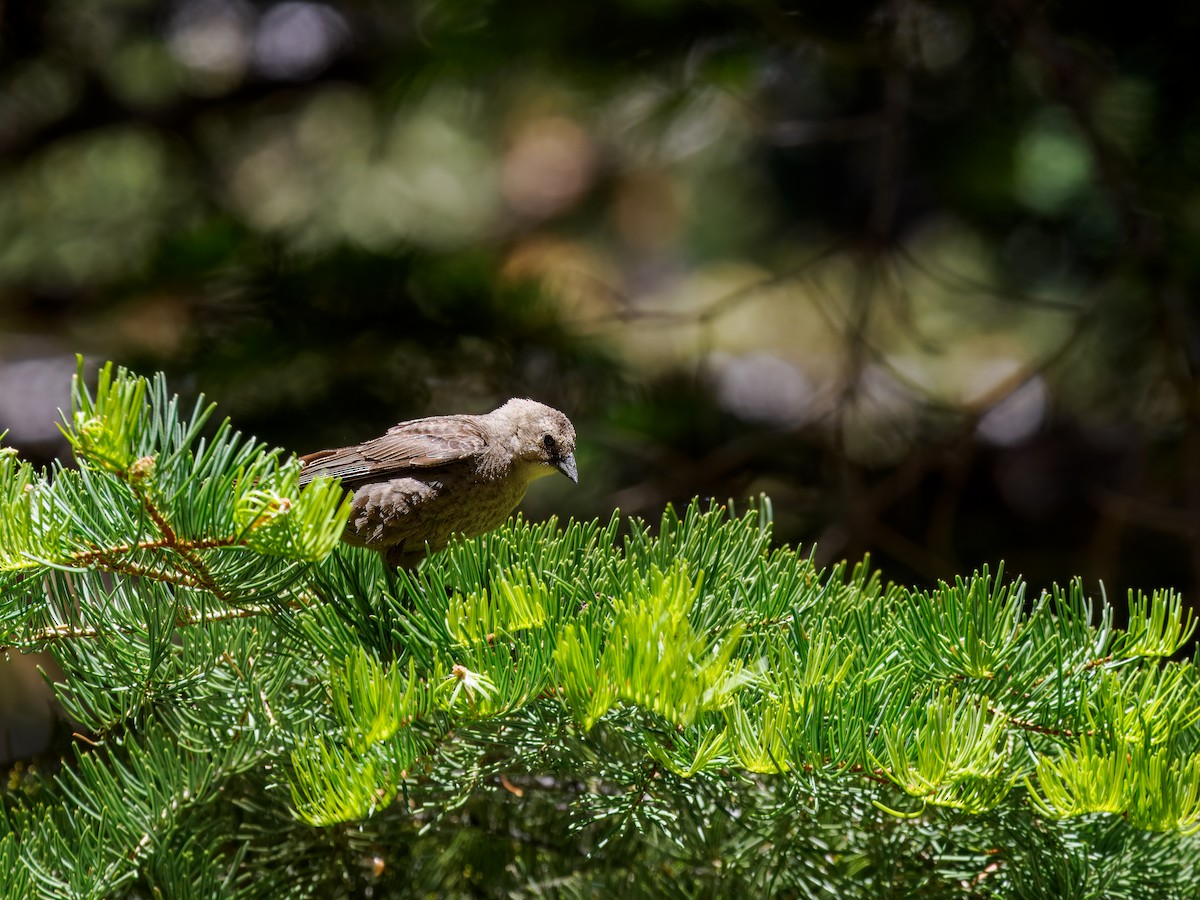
[542, 434, 557, 454]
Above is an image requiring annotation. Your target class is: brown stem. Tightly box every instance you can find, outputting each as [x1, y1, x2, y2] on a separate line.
[23, 600, 292, 644]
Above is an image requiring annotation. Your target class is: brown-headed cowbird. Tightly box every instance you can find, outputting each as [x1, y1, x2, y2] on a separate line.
[297, 399, 578, 568]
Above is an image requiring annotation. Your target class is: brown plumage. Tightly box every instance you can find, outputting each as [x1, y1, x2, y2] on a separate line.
[297, 399, 578, 568]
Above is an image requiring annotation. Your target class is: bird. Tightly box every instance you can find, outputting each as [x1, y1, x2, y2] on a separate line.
[296, 399, 578, 568]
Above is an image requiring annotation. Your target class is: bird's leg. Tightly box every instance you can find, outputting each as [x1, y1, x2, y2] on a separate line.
[384, 546, 427, 570]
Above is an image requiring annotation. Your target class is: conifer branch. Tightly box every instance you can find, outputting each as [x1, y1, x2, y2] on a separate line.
[24, 603, 278, 644]
[4, 362, 1200, 897]
[69, 535, 248, 566]
[997, 710, 1093, 740]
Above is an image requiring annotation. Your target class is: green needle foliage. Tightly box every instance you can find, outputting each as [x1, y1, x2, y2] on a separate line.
[2, 363, 1200, 898]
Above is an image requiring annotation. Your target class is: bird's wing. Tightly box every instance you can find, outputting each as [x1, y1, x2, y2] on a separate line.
[297, 415, 489, 487]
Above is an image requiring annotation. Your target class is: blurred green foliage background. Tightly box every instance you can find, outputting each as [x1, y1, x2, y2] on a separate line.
[3, 0, 1199, 755]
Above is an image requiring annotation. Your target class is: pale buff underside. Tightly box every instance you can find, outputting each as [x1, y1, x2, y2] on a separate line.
[342, 459, 552, 566]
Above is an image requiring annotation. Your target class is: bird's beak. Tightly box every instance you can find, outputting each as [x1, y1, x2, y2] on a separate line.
[555, 452, 579, 483]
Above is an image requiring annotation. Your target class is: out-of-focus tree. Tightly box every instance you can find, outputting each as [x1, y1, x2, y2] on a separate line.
[2, 0, 1199, 609]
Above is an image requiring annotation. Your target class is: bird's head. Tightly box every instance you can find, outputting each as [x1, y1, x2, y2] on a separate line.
[496, 398, 579, 483]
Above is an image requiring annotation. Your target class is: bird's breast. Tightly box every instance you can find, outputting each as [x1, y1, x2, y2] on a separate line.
[341, 466, 529, 554]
